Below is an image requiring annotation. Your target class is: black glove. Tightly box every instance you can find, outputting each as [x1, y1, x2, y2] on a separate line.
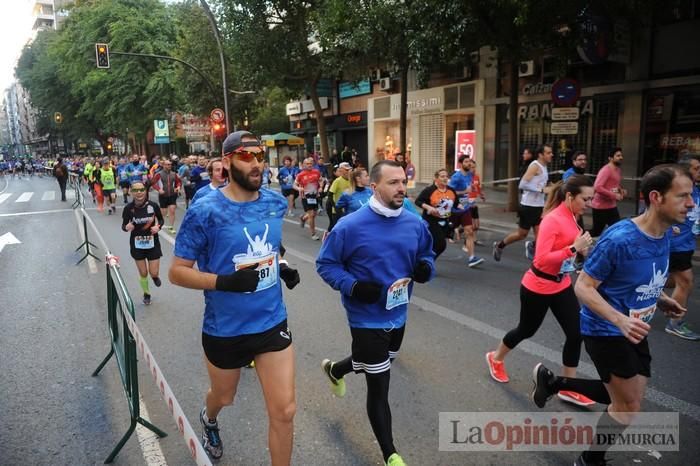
[351, 281, 383, 304]
[412, 260, 432, 283]
[279, 263, 300, 289]
[215, 264, 260, 292]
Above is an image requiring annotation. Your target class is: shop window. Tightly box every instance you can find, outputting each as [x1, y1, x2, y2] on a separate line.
[444, 87, 458, 110]
[459, 85, 475, 108]
[590, 98, 621, 174]
[642, 88, 700, 174]
[419, 114, 444, 183]
[374, 97, 390, 119]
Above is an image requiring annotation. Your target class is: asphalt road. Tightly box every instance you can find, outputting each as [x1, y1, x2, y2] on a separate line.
[1, 174, 699, 466]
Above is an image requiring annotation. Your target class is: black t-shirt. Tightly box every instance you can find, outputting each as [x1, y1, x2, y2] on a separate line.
[122, 200, 164, 251]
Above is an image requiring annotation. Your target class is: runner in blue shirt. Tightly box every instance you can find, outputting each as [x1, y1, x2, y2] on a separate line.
[448, 155, 482, 266]
[190, 155, 211, 192]
[665, 154, 700, 340]
[116, 158, 130, 204]
[317, 160, 435, 466]
[530, 164, 690, 466]
[335, 167, 372, 217]
[169, 131, 300, 464]
[277, 156, 299, 216]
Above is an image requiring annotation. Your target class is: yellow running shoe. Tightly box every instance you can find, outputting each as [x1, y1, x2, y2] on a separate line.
[321, 359, 346, 397]
[386, 453, 406, 466]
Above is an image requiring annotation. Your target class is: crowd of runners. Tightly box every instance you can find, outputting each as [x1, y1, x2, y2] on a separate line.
[9, 133, 695, 466]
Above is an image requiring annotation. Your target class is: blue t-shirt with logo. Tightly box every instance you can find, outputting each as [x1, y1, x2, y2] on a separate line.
[174, 188, 289, 337]
[127, 163, 148, 184]
[580, 219, 671, 337]
[448, 170, 474, 204]
[336, 188, 372, 215]
[670, 184, 700, 253]
[190, 166, 211, 192]
[278, 166, 299, 191]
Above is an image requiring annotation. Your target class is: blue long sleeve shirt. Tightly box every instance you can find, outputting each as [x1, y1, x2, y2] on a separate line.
[316, 205, 435, 329]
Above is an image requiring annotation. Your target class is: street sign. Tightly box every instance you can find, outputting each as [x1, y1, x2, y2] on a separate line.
[551, 107, 580, 121]
[550, 78, 580, 107]
[550, 121, 579, 135]
[153, 119, 170, 144]
[454, 130, 477, 171]
[210, 108, 225, 123]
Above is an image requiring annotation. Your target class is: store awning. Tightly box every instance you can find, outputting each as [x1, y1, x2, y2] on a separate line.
[262, 132, 305, 147]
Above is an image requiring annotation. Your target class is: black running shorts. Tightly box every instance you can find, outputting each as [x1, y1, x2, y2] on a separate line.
[350, 326, 405, 376]
[518, 205, 543, 230]
[158, 194, 178, 208]
[302, 195, 319, 212]
[583, 336, 651, 383]
[281, 188, 298, 199]
[669, 250, 693, 273]
[202, 319, 292, 369]
[470, 205, 479, 219]
[130, 237, 163, 261]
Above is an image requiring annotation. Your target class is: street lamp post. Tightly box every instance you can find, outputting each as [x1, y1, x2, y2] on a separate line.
[199, 0, 230, 134]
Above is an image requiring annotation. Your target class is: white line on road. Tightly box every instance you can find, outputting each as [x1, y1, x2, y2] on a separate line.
[136, 396, 168, 466]
[282, 245, 700, 423]
[15, 192, 33, 202]
[0, 193, 11, 204]
[0, 207, 100, 218]
[42, 191, 56, 201]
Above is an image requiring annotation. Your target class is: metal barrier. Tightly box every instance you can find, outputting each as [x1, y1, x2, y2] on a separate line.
[75, 204, 212, 465]
[92, 257, 167, 463]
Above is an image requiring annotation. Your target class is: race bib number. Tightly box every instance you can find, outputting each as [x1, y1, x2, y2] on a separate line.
[200, 172, 210, 181]
[629, 304, 656, 323]
[134, 235, 154, 249]
[234, 252, 278, 292]
[305, 196, 317, 205]
[386, 278, 411, 310]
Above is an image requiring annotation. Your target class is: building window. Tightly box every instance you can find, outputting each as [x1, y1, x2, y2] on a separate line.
[590, 98, 621, 174]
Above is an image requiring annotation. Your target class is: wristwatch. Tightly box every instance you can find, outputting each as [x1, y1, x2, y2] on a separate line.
[569, 245, 577, 254]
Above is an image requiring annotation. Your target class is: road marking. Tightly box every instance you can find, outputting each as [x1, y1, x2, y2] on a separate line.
[42, 191, 56, 201]
[282, 245, 700, 423]
[16, 192, 33, 202]
[136, 396, 168, 466]
[0, 193, 11, 204]
[0, 232, 21, 253]
[0, 208, 74, 217]
[0, 176, 7, 194]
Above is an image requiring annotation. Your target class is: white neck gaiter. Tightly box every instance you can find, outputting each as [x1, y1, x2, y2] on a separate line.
[369, 195, 403, 218]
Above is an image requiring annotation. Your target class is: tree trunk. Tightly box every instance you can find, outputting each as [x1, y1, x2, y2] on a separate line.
[399, 65, 409, 155]
[309, 76, 329, 162]
[507, 59, 520, 211]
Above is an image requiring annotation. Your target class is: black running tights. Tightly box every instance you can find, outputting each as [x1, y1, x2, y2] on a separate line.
[503, 285, 582, 368]
[366, 371, 396, 462]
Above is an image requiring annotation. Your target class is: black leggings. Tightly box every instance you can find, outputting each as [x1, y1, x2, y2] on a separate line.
[427, 221, 449, 258]
[503, 285, 582, 368]
[591, 207, 620, 237]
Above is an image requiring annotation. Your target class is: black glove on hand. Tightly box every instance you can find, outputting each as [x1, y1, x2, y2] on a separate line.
[279, 263, 300, 290]
[215, 264, 260, 292]
[412, 260, 432, 283]
[351, 281, 383, 304]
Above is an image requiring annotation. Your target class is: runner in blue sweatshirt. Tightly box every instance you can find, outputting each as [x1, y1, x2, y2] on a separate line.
[316, 160, 435, 466]
[335, 167, 372, 217]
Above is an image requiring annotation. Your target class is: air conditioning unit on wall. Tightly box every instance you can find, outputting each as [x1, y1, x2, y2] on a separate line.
[371, 69, 382, 81]
[379, 77, 392, 91]
[518, 60, 535, 77]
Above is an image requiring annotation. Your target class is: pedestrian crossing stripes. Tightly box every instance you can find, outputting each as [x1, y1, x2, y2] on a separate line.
[16, 192, 34, 202]
[0, 191, 75, 203]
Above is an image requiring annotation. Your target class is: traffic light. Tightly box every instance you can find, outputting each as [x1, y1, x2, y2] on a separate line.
[106, 142, 113, 152]
[95, 43, 110, 69]
[54, 112, 63, 124]
[212, 122, 226, 139]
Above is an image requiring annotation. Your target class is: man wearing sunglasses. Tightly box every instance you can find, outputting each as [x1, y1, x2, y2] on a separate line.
[170, 130, 300, 464]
